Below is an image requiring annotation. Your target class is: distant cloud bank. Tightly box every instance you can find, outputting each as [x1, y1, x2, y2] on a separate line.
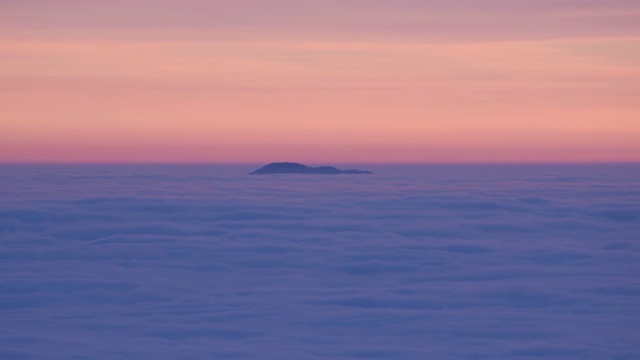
[1, 164, 639, 358]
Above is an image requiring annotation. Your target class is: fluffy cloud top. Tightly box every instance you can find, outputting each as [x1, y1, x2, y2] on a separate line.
[1, 164, 639, 359]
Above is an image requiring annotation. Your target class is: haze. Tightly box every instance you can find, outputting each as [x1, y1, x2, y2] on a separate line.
[1, 0, 639, 163]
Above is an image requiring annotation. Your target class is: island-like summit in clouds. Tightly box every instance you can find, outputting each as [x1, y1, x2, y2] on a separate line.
[250, 162, 373, 175]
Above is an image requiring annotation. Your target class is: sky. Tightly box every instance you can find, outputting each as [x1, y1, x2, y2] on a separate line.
[1, 0, 639, 163]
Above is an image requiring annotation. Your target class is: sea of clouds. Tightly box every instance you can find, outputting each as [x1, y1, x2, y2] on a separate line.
[1, 163, 638, 359]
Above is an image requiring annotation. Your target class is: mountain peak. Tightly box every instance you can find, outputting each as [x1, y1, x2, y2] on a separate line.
[250, 162, 373, 175]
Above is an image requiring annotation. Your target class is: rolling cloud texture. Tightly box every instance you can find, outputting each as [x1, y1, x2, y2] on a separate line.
[1, 164, 639, 359]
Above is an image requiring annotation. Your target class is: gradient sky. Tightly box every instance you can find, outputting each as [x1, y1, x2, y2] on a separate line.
[1, 0, 639, 163]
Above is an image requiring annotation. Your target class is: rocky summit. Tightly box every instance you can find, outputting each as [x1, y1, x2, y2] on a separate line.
[250, 162, 373, 175]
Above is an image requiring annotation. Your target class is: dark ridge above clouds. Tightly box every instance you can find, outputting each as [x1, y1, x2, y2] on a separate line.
[250, 162, 373, 175]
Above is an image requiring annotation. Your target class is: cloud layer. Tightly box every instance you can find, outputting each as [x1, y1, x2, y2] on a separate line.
[3, 0, 640, 41]
[1, 164, 639, 359]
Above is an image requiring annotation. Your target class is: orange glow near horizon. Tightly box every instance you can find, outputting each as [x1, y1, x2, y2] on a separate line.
[1, 1, 639, 163]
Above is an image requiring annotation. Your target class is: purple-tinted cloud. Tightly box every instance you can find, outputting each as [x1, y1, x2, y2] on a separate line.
[1, 164, 639, 358]
[2, 0, 639, 41]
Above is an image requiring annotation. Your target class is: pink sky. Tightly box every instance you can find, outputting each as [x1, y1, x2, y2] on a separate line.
[1, 0, 639, 163]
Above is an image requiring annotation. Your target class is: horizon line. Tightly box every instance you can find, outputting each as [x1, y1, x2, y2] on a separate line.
[1, 161, 639, 166]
